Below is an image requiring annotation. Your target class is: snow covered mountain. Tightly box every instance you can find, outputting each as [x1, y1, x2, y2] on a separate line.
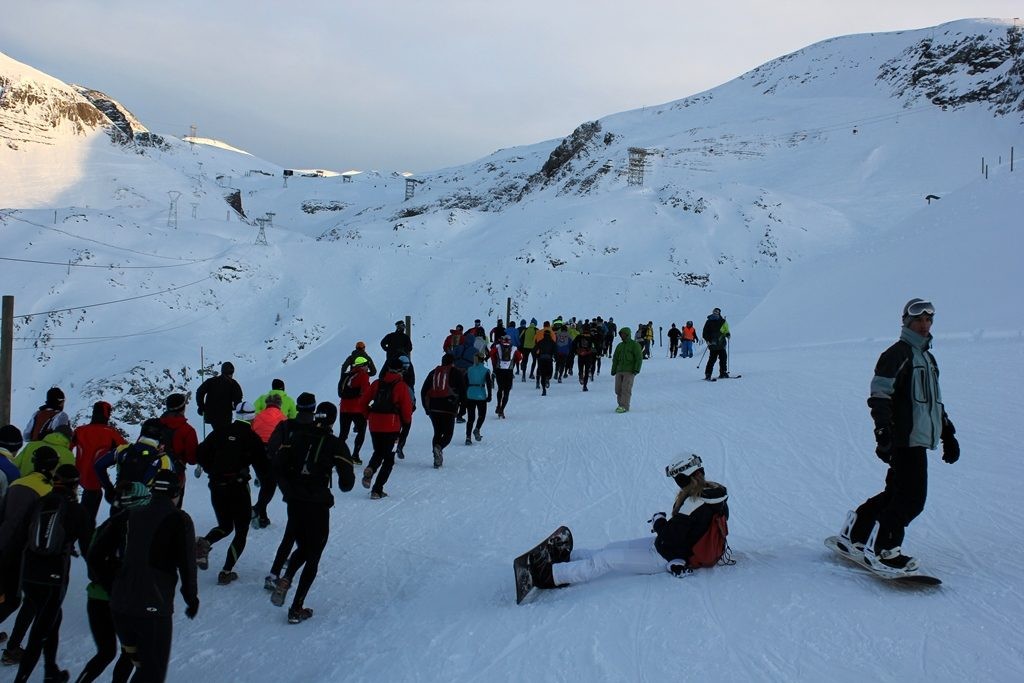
[0, 19, 1022, 682]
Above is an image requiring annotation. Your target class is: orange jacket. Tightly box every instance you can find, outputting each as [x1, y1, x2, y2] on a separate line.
[252, 405, 287, 444]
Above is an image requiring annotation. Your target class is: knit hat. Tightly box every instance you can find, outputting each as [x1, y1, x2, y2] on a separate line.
[395, 320, 405, 327]
[52, 463, 80, 488]
[666, 453, 704, 489]
[140, 418, 165, 442]
[151, 469, 181, 497]
[91, 401, 113, 424]
[272, 378, 285, 391]
[296, 392, 317, 412]
[0, 424, 23, 453]
[45, 387, 65, 408]
[117, 481, 152, 509]
[221, 361, 235, 376]
[166, 393, 188, 413]
[236, 401, 257, 421]
[32, 446, 60, 473]
[315, 401, 337, 428]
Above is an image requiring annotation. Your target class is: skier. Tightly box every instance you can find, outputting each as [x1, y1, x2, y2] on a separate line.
[360, 358, 414, 499]
[254, 379, 298, 419]
[463, 353, 493, 445]
[380, 320, 413, 363]
[340, 341, 377, 377]
[680, 321, 699, 359]
[489, 336, 522, 418]
[23, 388, 70, 443]
[251, 395, 287, 528]
[194, 402, 268, 585]
[421, 355, 466, 469]
[528, 453, 729, 590]
[12, 465, 93, 683]
[667, 323, 681, 358]
[269, 402, 354, 624]
[71, 401, 127, 523]
[835, 298, 960, 576]
[87, 470, 199, 683]
[337, 356, 372, 464]
[611, 327, 643, 413]
[702, 308, 731, 380]
[196, 362, 243, 432]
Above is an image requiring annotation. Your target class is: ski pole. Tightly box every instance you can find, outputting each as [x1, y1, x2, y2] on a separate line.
[696, 345, 708, 368]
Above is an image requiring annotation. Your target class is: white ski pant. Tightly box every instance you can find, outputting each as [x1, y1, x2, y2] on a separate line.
[551, 537, 665, 585]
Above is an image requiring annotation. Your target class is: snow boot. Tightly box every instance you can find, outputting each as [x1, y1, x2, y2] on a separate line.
[864, 522, 920, 576]
[370, 491, 388, 500]
[264, 575, 279, 591]
[195, 538, 212, 570]
[361, 466, 374, 489]
[270, 577, 291, 607]
[432, 445, 443, 469]
[719, 372, 730, 379]
[43, 669, 70, 683]
[473, 429, 482, 442]
[396, 447, 405, 460]
[2, 645, 24, 665]
[465, 437, 473, 446]
[615, 406, 627, 413]
[287, 606, 313, 624]
[218, 570, 239, 585]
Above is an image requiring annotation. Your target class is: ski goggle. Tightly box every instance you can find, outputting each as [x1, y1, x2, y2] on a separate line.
[905, 300, 935, 318]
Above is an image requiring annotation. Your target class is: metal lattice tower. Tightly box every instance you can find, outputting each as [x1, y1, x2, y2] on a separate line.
[167, 191, 181, 228]
[405, 178, 416, 201]
[627, 148, 651, 186]
[254, 217, 269, 246]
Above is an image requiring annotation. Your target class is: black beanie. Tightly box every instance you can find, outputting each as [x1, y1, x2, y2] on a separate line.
[221, 362, 235, 376]
[0, 424, 23, 452]
[296, 392, 317, 412]
[272, 378, 285, 391]
[166, 393, 187, 412]
[45, 387, 65, 408]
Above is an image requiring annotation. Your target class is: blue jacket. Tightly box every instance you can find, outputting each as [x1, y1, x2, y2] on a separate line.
[505, 326, 521, 348]
[452, 335, 479, 370]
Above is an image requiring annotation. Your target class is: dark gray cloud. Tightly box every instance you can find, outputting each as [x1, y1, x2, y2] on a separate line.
[1, 1, 1018, 171]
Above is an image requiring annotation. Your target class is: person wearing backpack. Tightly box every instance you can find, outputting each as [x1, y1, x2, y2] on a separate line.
[159, 393, 199, 508]
[194, 402, 268, 585]
[463, 353, 493, 446]
[93, 420, 176, 501]
[71, 401, 127, 523]
[23, 388, 71, 444]
[268, 402, 354, 624]
[12, 464, 93, 683]
[395, 355, 417, 460]
[88, 470, 199, 683]
[195, 362, 243, 432]
[421, 354, 466, 469]
[254, 379, 298, 419]
[340, 341, 377, 378]
[702, 308, 731, 380]
[534, 325, 558, 396]
[360, 358, 413, 500]
[572, 326, 598, 391]
[0, 447, 60, 664]
[520, 319, 539, 381]
[489, 336, 522, 419]
[250, 394, 287, 529]
[14, 425, 75, 478]
[337, 357, 371, 466]
[553, 324, 573, 383]
[77, 481, 151, 683]
[528, 453, 730, 591]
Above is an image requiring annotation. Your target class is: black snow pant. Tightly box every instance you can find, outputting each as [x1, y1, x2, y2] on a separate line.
[398, 421, 412, 455]
[495, 370, 514, 414]
[204, 481, 252, 572]
[851, 446, 928, 553]
[669, 339, 679, 358]
[464, 400, 487, 439]
[12, 581, 65, 683]
[282, 500, 330, 611]
[339, 412, 367, 461]
[77, 597, 134, 683]
[705, 347, 728, 377]
[112, 612, 173, 683]
[367, 431, 399, 495]
[429, 412, 456, 452]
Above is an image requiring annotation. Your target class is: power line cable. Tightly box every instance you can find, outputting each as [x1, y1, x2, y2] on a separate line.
[13, 276, 214, 320]
[0, 255, 213, 269]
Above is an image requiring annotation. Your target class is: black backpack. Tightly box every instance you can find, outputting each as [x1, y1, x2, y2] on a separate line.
[26, 492, 68, 557]
[278, 424, 328, 478]
[340, 371, 362, 399]
[368, 381, 398, 414]
[116, 444, 163, 485]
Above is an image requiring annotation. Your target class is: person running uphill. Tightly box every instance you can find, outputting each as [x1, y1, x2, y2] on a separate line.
[463, 353, 493, 445]
[360, 358, 414, 499]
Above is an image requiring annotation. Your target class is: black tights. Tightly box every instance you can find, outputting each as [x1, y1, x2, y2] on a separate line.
[283, 501, 330, 610]
[204, 482, 252, 572]
[76, 598, 134, 683]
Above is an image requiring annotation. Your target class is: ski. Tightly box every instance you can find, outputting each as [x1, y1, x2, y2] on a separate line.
[704, 375, 742, 382]
[824, 536, 941, 586]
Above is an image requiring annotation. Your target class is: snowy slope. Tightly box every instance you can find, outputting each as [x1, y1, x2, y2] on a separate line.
[0, 18, 1023, 682]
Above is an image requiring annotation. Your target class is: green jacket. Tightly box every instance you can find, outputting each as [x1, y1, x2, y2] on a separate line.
[15, 431, 75, 477]
[611, 328, 644, 375]
[254, 389, 298, 419]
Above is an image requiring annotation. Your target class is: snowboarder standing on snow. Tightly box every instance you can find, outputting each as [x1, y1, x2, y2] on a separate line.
[836, 298, 960, 576]
[702, 308, 731, 380]
[610, 327, 643, 413]
[528, 453, 729, 590]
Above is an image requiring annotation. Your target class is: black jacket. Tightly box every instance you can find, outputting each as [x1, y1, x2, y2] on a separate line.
[653, 484, 729, 562]
[268, 419, 354, 507]
[340, 349, 377, 378]
[195, 374, 243, 427]
[380, 331, 413, 361]
[89, 495, 198, 618]
[196, 420, 267, 486]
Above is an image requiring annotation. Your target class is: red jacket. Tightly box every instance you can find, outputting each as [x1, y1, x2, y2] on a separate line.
[159, 414, 199, 466]
[339, 368, 371, 414]
[72, 423, 127, 491]
[362, 372, 413, 433]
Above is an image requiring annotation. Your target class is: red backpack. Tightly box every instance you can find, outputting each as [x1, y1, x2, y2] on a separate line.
[688, 513, 730, 568]
[428, 366, 455, 399]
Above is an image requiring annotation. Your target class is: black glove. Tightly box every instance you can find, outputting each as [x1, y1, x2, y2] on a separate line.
[941, 417, 960, 464]
[873, 426, 894, 463]
[648, 512, 667, 533]
[103, 486, 116, 504]
[185, 600, 199, 619]
[666, 559, 691, 578]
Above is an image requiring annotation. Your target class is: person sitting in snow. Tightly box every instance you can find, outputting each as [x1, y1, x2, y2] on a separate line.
[528, 453, 731, 590]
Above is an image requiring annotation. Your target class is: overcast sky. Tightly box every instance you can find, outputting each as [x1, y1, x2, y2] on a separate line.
[1, 1, 1019, 172]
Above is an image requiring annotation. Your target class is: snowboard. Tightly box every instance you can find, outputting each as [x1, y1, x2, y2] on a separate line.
[514, 526, 573, 605]
[824, 536, 941, 586]
[704, 375, 742, 382]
